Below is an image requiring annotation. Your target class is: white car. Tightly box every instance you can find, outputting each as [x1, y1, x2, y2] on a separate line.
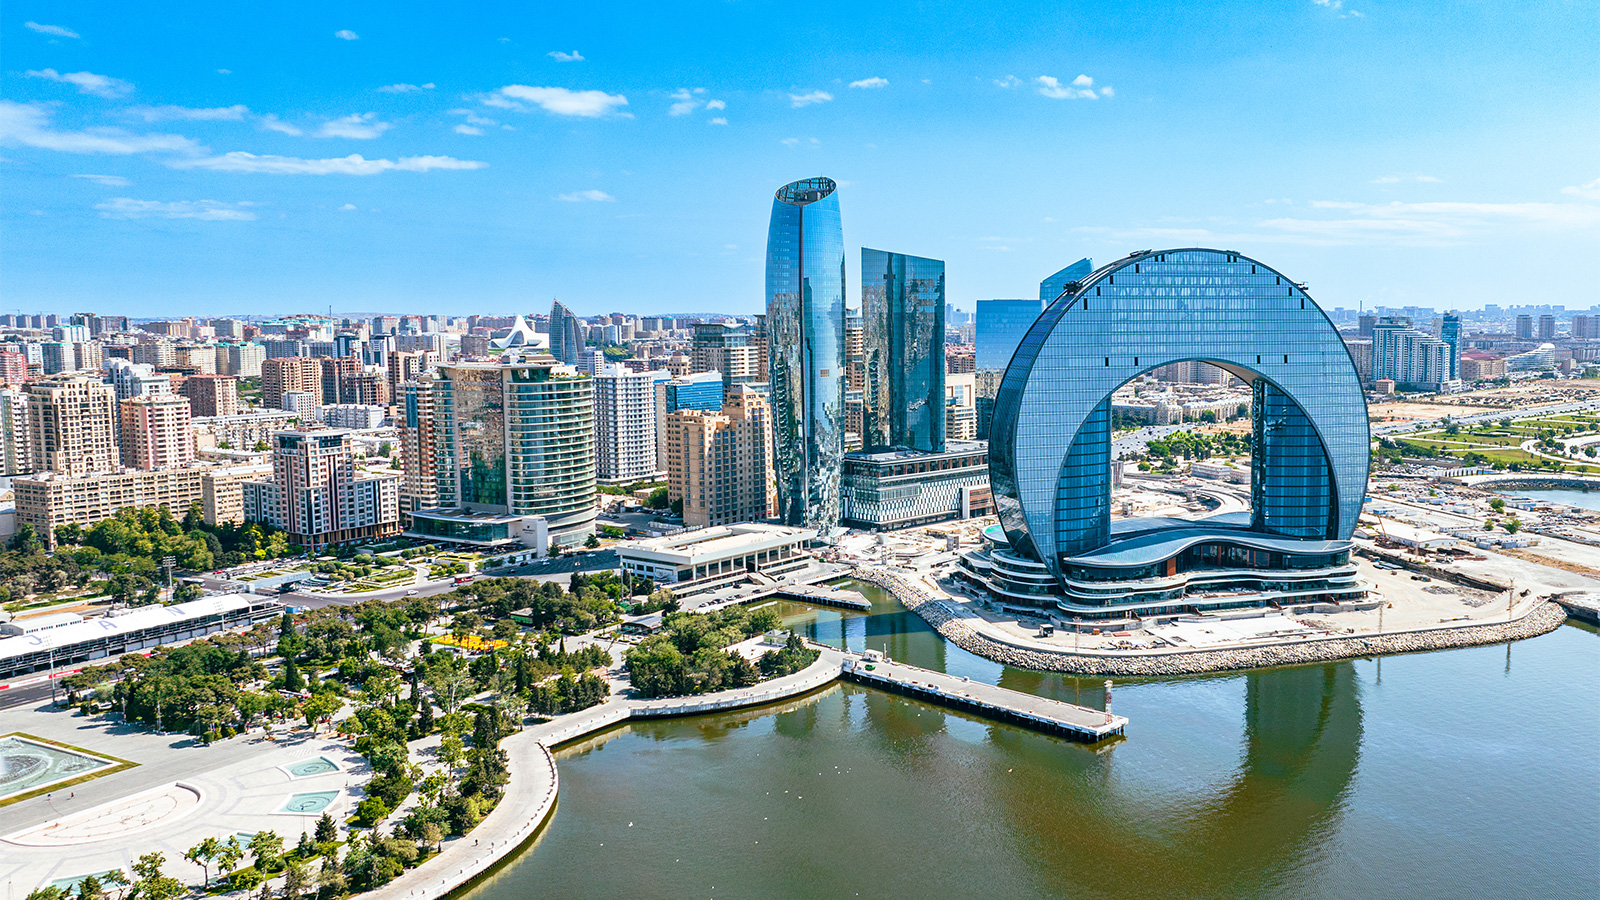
[406, 589, 419, 596]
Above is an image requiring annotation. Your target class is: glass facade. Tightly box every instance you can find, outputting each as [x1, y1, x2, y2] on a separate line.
[1039, 257, 1094, 304]
[861, 247, 945, 452]
[437, 367, 506, 511]
[548, 300, 584, 366]
[990, 248, 1369, 578]
[975, 299, 1044, 371]
[665, 376, 723, 413]
[765, 176, 845, 536]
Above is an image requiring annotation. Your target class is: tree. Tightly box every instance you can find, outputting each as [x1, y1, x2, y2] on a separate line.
[186, 836, 221, 887]
[645, 485, 669, 509]
[1485, 518, 1496, 531]
[77, 874, 107, 900]
[303, 691, 341, 731]
[283, 658, 305, 692]
[9, 523, 41, 553]
[584, 533, 600, 549]
[130, 853, 183, 900]
[1488, 497, 1505, 512]
[250, 830, 284, 871]
[217, 836, 245, 882]
[314, 812, 338, 845]
[281, 857, 309, 900]
[1504, 518, 1522, 534]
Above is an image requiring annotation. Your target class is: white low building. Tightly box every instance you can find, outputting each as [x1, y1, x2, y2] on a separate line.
[618, 523, 816, 596]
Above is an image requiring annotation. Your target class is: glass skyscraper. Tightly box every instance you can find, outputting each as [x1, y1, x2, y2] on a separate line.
[975, 299, 1044, 371]
[963, 248, 1371, 623]
[548, 300, 584, 366]
[861, 247, 945, 453]
[1039, 257, 1094, 304]
[765, 176, 845, 536]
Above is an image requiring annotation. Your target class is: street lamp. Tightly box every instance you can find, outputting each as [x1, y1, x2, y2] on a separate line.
[163, 555, 176, 601]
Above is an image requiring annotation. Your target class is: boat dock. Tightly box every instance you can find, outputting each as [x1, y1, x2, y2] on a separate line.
[773, 584, 872, 611]
[840, 654, 1128, 742]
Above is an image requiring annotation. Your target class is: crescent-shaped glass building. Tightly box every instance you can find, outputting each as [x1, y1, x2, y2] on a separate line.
[765, 176, 846, 538]
[960, 248, 1374, 625]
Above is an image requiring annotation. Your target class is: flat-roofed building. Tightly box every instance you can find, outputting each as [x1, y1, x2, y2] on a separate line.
[617, 523, 815, 597]
[25, 374, 119, 477]
[841, 440, 992, 530]
[181, 374, 240, 417]
[119, 393, 194, 471]
[15, 467, 206, 547]
[202, 462, 273, 525]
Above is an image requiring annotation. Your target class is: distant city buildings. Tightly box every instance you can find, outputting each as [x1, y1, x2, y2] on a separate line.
[1371, 317, 1458, 392]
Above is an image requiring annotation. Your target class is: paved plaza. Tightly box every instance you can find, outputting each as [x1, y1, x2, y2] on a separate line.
[0, 701, 364, 894]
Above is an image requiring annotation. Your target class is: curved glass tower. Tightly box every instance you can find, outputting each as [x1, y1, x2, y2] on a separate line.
[963, 248, 1371, 622]
[766, 177, 846, 537]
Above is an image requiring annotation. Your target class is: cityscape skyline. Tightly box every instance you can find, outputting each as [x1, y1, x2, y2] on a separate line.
[3, 2, 1596, 317]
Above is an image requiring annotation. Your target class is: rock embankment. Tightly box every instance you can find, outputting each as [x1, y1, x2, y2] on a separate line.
[852, 567, 1569, 677]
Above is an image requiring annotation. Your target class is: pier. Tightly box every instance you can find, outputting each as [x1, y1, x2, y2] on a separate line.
[772, 584, 872, 611]
[840, 653, 1128, 742]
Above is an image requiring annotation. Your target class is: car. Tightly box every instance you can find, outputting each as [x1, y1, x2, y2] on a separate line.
[406, 589, 419, 596]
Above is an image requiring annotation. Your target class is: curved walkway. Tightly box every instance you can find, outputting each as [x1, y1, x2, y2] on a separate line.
[854, 566, 1569, 677]
[366, 646, 848, 900]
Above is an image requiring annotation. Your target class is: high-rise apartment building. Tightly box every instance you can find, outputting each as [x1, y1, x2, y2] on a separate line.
[388, 350, 435, 398]
[25, 374, 119, 477]
[548, 300, 585, 366]
[655, 371, 724, 477]
[765, 176, 845, 536]
[1515, 315, 1534, 340]
[691, 324, 759, 385]
[406, 354, 597, 548]
[1439, 314, 1461, 382]
[119, 394, 195, 471]
[218, 342, 266, 378]
[181, 374, 240, 417]
[0, 389, 31, 476]
[861, 248, 946, 453]
[320, 356, 360, 405]
[242, 429, 400, 549]
[1539, 314, 1556, 340]
[1371, 317, 1455, 392]
[0, 350, 28, 386]
[262, 356, 322, 410]
[1573, 315, 1600, 340]
[105, 359, 172, 402]
[593, 364, 670, 484]
[399, 377, 439, 519]
[667, 385, 775, 527]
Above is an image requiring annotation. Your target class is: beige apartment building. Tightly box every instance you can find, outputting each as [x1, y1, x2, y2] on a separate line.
[666, 384, 775, 528]
[25, 374, 119, 477]
[119, 394, 195, 471]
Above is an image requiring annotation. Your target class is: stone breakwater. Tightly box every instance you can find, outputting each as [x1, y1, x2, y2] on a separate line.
[851, 568, 1570, 677]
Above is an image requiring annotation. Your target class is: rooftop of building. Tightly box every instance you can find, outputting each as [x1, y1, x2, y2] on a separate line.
[844, 439, 988, 463]
[0, 594, 276, 661]
[619, 522, 816, 561]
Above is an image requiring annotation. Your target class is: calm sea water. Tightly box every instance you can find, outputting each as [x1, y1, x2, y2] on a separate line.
[1502, 488, 1600, 513]
[467, 583, 1600, 900]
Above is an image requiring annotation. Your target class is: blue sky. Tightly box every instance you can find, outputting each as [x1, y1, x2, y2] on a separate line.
[3, 0, 1596, 318]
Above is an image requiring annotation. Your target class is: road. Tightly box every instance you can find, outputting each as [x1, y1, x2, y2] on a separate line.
[1112, 423, 1194, 460]
[277, 550, 623, 609]
[1371, 396, 1600, 437]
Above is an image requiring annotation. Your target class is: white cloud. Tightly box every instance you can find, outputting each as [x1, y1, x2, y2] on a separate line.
[548, 50, 584, 62]
[1562, 177, 1600, 201]
[335, 29, 359, 40]
[849, 77, 888, 89]
[788, 90, 832, 108]
[1037, 75, 1100, 99]
[172, 152, 486, 175]
[378, 83, 435, 93]
[259, 115, 302, 136]
[72, 173, 132, 186]
[26, 22, 80, 39]
[26, 68, 134, 98]
[994, 75, 1021, 89]
[1313, 0, 1364, 18]
[217, 69, 232, 75]
[95, 197, 256, 221]
[318, 113, 392, 139]
[0, 101, 201, 155]
[781, 137, 799, 146]
[126, 104, 250, 122]
[488, 85, 630, 118]
[340, 203, 357, 211]
[709, 117, 727, 126]
[668, 88, 703, 116]
[454, 124, 483, 135]
[705, 99, 726, 111]
[448, 109, 499, 127]
[556, 189, 615, 202]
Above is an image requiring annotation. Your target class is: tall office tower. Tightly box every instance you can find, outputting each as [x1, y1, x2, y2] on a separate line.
[765, 176, 845, 535]
[843, 312, 865, 391]
[0, 389, 31, 475]
[242, 429, 400, 549]
[655, 371, 724, 474]
[119, 394, 194, 471]
[1039, 257, 1095, 304]
[262, 356, 322, 410]
[24, 374, 119, 477]
[408, 354, 597, 547]
[861, 247, 946, 452]
[549, 300, 585, 365]
[691, 324, 758, 385]
[593, 364, 671, 484]
[1515, 315, 1533, 340]
[399, 376, 439, 519]
[181, 374, 240, 417]
[320, 356, 360, 404]
[1539, 314, 1556, 340]
[667, 385, 775, 527]
[1439, 314, 1461, 381]
[0, 349, 27, 386]
[389, 349, 435, 398]
[219, 343, 266, 378]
